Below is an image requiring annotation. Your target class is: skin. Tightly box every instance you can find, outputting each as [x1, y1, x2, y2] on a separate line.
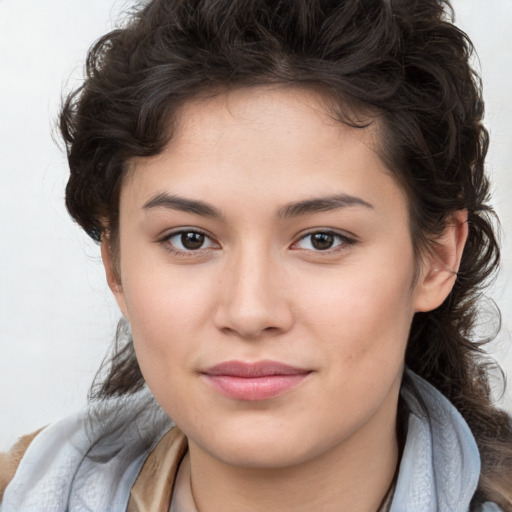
[102, 86, 467, 512]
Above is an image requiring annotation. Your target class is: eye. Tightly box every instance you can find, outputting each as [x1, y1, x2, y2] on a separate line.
[292, 231, 354, 252]
[162, 229, 218, 253]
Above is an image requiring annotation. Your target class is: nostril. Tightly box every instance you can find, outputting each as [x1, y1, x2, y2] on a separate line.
[215, 304, 294, 340]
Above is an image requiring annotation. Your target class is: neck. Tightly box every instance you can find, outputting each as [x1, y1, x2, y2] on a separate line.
[187, 397, 400, 512]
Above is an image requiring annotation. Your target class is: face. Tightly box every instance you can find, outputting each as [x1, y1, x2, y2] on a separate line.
[107, 87, 439, 470]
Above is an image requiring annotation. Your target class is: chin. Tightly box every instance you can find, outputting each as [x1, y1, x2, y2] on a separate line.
[191, 421, 338, 470]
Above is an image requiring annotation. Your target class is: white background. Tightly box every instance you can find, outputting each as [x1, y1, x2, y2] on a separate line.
[0, 0, 511, 451]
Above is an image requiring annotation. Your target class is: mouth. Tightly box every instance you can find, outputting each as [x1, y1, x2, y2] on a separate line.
[201, 360, 312, 401]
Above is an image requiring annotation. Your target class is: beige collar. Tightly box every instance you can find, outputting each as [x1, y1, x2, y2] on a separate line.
[127, 426, 188, 512]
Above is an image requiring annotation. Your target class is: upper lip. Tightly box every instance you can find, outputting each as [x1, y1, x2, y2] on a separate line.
[202, 360, 311, 378]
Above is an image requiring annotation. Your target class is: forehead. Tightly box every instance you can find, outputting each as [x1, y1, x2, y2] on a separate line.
[123, 86, 407, 220]
[170, 86, 380, 160]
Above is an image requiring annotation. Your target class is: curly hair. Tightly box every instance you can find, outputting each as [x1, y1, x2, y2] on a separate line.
[60, 0, 512, 508]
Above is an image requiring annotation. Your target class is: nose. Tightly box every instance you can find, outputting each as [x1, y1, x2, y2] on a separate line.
[213, 247, 294, 340]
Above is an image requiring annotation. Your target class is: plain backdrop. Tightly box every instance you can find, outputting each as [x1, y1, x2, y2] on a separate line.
[1, 0, 511, 451]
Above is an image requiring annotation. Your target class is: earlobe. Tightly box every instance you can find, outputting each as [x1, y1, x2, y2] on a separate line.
[100, 238, 129, 319]
[413, 210, 469, 312]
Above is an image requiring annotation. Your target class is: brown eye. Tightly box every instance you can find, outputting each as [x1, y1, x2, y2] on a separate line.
[292, 231, 354, 252]
[163, 230, 218, 253]
[311, 233, 335, 250]
[181, 232, 205, 250]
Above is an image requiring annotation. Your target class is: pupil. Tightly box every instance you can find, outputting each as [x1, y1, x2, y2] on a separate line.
[181, 232, 204, 250]
[311, 233, 334, 250]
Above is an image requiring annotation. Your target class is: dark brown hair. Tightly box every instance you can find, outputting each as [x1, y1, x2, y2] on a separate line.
[60, 0, 512, 508]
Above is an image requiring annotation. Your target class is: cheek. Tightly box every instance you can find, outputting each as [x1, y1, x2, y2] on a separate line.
[119, 257, 217, 378]
[122, 278, 209, 419]
[302, 256, 416, 366]
[296, 260, 416, 427]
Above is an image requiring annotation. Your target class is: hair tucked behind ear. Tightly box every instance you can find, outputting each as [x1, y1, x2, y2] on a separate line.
[61, 0, 511, 508]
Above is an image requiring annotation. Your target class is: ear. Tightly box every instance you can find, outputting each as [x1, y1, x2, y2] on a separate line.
[413, 210, 469, 312]
[100, 238, 129, 320]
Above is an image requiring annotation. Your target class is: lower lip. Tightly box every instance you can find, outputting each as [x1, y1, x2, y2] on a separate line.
[204, 374, 310, 401]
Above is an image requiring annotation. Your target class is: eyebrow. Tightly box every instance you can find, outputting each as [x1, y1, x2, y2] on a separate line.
[143, 193, 223, 219]
[277, 194, 373, 218]
[142, 192, 373, 219]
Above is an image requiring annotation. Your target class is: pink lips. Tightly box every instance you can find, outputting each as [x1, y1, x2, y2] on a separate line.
[201, 360, 311, 401]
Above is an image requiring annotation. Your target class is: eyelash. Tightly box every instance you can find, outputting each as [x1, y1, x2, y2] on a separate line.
[159, 228, 219, 257]
[158, 229, 357, 258]
[291, 230, 356, 253]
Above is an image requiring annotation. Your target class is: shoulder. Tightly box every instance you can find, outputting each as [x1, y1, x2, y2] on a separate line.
[394, 371, 480, 510]
[396, 370, 512, 512]
[0, 428, 44, 501]
[1, 388, 173, 511]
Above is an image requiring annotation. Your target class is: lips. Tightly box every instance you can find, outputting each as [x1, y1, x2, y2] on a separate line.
[201, 360, 312, 401]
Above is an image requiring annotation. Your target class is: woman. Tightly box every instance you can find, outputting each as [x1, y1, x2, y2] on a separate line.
[1, 0, 511, 510]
